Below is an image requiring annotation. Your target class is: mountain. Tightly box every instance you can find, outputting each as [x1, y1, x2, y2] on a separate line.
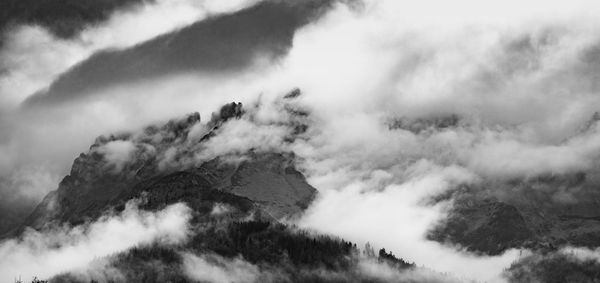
[428, 172, 600, 255]
[8, 93, 426, 283]
[506, 250, 600, 283]
[19, 100, 316, 232]
[12, 93, 600, 282]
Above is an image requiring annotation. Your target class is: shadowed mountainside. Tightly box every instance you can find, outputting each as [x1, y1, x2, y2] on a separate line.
[428, 173, 600, 256]
[9, 95, 424, 283]
[18, 99, 316, 234]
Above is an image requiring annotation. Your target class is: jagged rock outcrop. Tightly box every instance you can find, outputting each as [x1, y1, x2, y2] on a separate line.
[387, 114, 461, 134]
[12, 93, 423, 283]
[18, 95, 316, 233]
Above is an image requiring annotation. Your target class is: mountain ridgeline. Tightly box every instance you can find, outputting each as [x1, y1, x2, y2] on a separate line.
[10, 91, 420, 283]
[10, 92, 600, 282]
[22, 98, 314, 231]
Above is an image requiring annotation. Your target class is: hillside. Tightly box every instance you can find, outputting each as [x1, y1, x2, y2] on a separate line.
[7, 95, 428, 283]
[19, 98, 316, 232]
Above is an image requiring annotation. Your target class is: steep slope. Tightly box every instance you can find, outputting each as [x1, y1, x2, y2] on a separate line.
[413, 111, 600, 258]
[48, 222, 419, 283]
[197, 152, 316, 219]
[506, 251, 600, 283]
[20, 98, 316, 233]
[8, 93, 428, 283]
[429, 198, 533, 255]
[428, 172, 600, 255]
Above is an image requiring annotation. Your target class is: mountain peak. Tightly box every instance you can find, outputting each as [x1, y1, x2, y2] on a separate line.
[20, 97, 316, 232]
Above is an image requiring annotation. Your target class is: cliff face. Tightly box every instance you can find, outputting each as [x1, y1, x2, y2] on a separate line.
[12, 95, 420, 283]
[20, 96, 316, 232]
[198, 152, 316, 219]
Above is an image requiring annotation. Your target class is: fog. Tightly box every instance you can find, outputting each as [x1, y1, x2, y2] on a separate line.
[3, 0, 600, 282]
[0, 200, 191, 280]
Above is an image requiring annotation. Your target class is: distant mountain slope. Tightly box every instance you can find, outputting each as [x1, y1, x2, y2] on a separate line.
[428, 173, 600, 255]
[8, 94, 429, 283]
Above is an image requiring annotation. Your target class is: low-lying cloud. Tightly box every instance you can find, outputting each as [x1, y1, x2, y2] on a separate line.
[182, 247, 460, 283]
[0, 0, 265, 233]
[182, 252, 261, 283]
[297, 161, 520, 281]
[95, 140, 137, 172]
[4, 0, 600, 282]
[0, 200, 191, 280]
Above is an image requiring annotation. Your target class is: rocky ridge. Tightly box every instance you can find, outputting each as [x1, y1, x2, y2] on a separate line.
[18, 90, 315, 234]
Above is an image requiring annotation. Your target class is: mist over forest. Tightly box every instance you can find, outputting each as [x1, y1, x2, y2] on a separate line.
[3, 0, 600, 282]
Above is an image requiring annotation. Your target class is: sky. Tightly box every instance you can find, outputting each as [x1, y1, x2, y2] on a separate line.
[3, 0, 600, 282]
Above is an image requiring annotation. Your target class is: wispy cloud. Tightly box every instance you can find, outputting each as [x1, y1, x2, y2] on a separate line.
[0, 200, 191, 280]
[4, 0, 600, 282]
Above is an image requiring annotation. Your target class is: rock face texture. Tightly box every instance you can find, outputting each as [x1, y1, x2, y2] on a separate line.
[18, 98, 316, 234]
[429, 199, 534, 255]
[421, 112, 600, 256]
[428, 174, 600, 255]
[199, 152, 316, 219]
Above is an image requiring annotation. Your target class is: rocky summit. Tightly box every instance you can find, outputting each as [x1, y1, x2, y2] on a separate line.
[4, 93, 420, 283]
[20, 99, 315, 232]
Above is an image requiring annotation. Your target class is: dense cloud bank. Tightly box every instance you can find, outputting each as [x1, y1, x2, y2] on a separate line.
[0, 200, 191, 280]
[23, 0, 340, 107]
[3, 0, 600, 282]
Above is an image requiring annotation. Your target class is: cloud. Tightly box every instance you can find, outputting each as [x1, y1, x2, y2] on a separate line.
[181, 248, 462, 283]
[504, 248, 600, 282]
[93, 96, 307, 172]
[0, 0, 261, 228]
[5, 0, 600, 282]
[23, 0, 342, 107]
[94, 140, 137, 172]
[560, 246, 600, 263]
[182, 252, 261, 283]
[357, 258, 461, 283]
[0, 200, 191, 280]
[52, 257, 126, 283]
[210, 203, 233, 216]
[0, 0, 221, 110]
[297, 161, 520, 282]
[464, 125, 600, 178]
[192, 118, 290, 162]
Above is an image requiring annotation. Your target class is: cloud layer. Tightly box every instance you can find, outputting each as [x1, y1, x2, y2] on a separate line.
[0, 200, 191, 280]
[5, 0, 600, 282]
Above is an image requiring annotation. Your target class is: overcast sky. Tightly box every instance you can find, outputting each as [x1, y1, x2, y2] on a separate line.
[4, 0, 600, 281]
